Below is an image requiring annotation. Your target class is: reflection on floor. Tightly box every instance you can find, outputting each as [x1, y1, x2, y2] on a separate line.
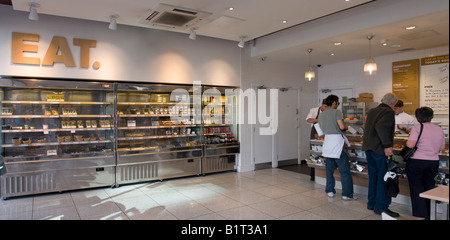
[0, 167, 434, 220]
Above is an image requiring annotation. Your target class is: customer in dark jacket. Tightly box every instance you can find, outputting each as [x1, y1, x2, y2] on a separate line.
[362, 93, 399, 218]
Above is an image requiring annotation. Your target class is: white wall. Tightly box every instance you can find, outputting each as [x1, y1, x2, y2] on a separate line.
[318, 45, 449, 124]
[0, 5, 309, 173]
[0, 5, 240, 86]
[239, 46, 318, 172]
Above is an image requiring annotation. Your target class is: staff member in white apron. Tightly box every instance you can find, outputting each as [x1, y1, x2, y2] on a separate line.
[306, 99, 327, 139]
[318, 95, 356, 200]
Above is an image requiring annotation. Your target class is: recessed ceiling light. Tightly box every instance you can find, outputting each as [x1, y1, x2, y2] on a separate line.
[331, 53, 335, 56]
[406, 25, 416, 30]
[334, 42, 342, 46]
[282, 20, 288, 24]
[229, 7, 234, 11]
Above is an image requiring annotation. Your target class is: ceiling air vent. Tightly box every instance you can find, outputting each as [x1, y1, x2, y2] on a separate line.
[140, 3, 212, 30]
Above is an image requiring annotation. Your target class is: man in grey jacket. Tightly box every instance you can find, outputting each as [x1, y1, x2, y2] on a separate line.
[362, 93, 399, 218]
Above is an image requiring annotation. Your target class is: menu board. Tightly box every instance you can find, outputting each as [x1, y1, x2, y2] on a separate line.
[392, 59, 420, 114]
[420, 55, 449, 114]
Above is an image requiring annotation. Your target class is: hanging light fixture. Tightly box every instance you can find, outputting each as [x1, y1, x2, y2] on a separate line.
[108, 14, 119, 30]
[364, 35, 377, 75]
[238, 37, 245, 48]
[28, 2, 40, 21]
[305, 48, 315, 81]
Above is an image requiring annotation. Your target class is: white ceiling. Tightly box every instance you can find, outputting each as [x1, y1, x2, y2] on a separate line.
[9, 0, 450, 66]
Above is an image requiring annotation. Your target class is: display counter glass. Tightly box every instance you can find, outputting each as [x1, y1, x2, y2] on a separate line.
[0, 78, 116, 198]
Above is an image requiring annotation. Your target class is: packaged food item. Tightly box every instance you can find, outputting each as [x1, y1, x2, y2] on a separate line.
[44, 107, 52, 115]
[51, 108, 59, 115]
[12, 138, 21, 145]
[1, 107, 13, 115]
[91, 120, 97, 128]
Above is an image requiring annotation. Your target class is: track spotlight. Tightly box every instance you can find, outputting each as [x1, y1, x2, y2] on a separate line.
[238, 37, 245, 48]
[189, 28, 197, 40]
[109, 14, 119, 30]
[28, 2, 40, 21]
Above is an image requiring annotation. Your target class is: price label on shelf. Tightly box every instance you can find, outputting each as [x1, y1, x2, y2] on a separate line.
[47, 150, 57, 156]
[127, 120, 136, 127]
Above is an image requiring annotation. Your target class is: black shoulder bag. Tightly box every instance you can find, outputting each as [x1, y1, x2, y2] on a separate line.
[398, 123, 423, 161]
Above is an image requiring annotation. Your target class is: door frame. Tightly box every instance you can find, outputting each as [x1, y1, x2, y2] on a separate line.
[251, 83, 301, 169]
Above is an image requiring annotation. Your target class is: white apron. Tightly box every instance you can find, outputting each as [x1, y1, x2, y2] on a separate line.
[322, 134, 350, 159]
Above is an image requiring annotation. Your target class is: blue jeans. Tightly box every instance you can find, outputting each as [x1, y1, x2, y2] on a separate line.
[325, 151, 354, 198]
[366, 150, 391, 212]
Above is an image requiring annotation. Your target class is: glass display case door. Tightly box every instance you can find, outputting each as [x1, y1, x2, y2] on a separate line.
[201, 86, 240, 174]
[0, 78, 116, 198]
[115, 83, 202, 185]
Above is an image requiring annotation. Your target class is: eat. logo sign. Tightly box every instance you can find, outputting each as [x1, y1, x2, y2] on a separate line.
[11, 32, 101, 69]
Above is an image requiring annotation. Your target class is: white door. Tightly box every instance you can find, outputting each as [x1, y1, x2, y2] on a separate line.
[276, 89, 299, 163]
[253, 87, 273, 166]
[319, 88, 353, 111]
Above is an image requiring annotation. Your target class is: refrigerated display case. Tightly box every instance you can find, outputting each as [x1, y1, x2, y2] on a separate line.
[201, 86, 239, 174]
[115, 83, 203, 185]
[0, 77, 241, 197]
[0, 77, 116, 199]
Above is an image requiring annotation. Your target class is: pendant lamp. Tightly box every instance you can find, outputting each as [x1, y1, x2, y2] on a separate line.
[305, 48, 315, 81]
[364, 35, 377, 75]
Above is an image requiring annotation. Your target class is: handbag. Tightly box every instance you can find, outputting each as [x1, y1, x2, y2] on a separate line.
[384, 171, 400, 198]
[384, 156, 400, 197]
[398, 123, 423, 161]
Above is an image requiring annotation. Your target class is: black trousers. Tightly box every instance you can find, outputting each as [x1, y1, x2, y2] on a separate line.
[405, 158, 439, 220]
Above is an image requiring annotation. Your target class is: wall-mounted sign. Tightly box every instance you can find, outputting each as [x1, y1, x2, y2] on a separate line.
[11, 32, 100, 69]
[420, 55, 449, 114]
[392, 59, 420, 114]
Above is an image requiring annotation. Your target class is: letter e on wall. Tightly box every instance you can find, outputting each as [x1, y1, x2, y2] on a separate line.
[11, 32, 40, 65]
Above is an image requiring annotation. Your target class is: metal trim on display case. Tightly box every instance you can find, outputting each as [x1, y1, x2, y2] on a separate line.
[0, 76, 114, 90]
[204, 143, 240, 157]
[202, 155, 236, 174]
[117, 148, 203, 165]
[1, 166, 116, 199]
[116, 158, 201, 185]
[3, 155, 115, 173]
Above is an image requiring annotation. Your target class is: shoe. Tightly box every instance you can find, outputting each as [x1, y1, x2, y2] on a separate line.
[367, 206, 374, 210]
[342, 196, 358, 201]
[374, 209, 400, 218]
[327, 192, 335, 198]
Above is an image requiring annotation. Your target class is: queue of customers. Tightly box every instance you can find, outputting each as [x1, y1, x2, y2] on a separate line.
[307, 93, 446, 220]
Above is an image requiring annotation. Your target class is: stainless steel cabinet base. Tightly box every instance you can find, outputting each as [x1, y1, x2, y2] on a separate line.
[1, 166, 115, 199]
[116, 158, 201, 186]
[202, 155, 236, 174]
[201, 143, 239, 174]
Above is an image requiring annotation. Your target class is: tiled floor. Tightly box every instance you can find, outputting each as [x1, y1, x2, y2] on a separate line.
[0, 168, 417, 220]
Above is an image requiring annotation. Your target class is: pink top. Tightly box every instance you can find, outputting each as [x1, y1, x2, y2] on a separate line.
[409, 122, 445, 161]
